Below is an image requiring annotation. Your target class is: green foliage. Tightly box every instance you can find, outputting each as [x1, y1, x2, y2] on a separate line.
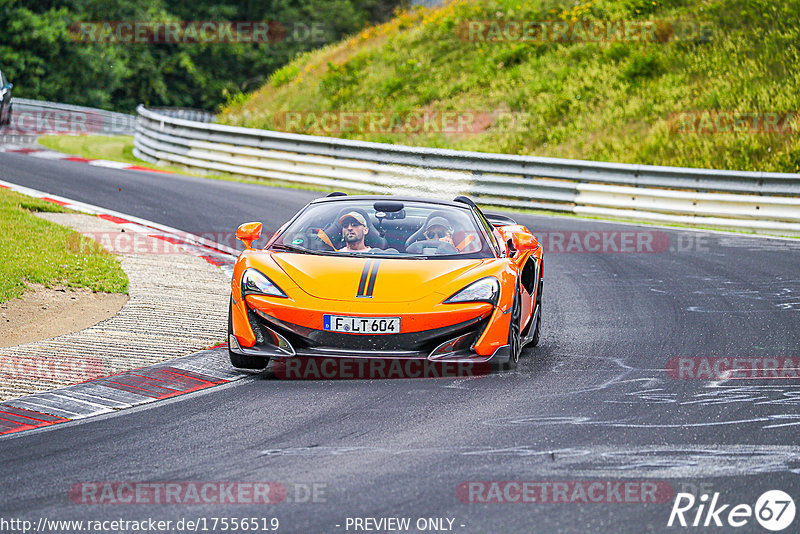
[271, 64, 300, 87]
[319, 57, 368, 107]
[623, 50, 664, 80]
[623, 0, 664, 17]
[495, 45, 530, 68]
[605, 42, 630, 62]
[0, 0, 403, 111]
[219, 0, 800, 173]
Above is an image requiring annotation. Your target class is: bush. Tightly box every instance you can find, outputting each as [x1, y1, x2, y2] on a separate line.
[623, 51, 664, 80]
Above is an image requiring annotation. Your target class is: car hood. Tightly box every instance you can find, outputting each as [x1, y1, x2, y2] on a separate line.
[270, 253, 489, 303]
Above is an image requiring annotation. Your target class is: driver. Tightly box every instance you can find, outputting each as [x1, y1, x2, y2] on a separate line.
[424, 217, 454, 246]
[338, 211, 371, 252]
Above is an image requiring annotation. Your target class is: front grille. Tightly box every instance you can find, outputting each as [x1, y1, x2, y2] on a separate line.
[250, 309, 490, 355]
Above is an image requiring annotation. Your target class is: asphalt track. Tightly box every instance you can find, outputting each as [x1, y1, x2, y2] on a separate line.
[1, 151, 800, 533]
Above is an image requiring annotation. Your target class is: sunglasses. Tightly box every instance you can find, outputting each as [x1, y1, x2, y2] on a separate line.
[425, 229, 449, 239]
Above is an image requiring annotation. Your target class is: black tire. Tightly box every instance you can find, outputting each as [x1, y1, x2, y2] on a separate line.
[228, 299, 269, 370]
[501, 289, 522, 371]
[530, 301, 542, 347]
[530, 279, 542, 347]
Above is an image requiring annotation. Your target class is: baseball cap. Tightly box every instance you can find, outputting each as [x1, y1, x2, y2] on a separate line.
[339, 211, 367, 226]
[425, 216, 452, 232]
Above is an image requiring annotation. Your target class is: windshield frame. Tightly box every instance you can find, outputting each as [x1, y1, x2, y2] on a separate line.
[266, 197, 499, 260]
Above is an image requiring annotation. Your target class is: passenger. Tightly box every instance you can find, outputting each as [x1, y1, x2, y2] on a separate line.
[338, 211, 371, 252]
[424, 217, 454, 246]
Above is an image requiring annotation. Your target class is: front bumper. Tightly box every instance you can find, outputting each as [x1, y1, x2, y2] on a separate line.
[230, 300, 511, 364]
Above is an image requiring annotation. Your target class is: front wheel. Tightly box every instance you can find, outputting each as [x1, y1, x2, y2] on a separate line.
[529, 304, 541, 347]
[502, 289, 522, 370]
[528, 267, 544, 348]
[228, 299, 269, 370]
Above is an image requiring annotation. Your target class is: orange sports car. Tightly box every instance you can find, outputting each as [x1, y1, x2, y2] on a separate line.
[228, 195, 543, 371]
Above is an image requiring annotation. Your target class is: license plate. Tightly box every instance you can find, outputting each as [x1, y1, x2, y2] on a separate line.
[323, 315, 401, 334]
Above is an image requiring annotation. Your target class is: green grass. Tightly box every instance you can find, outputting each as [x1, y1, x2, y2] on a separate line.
[38, 135, 140, 166]
[0, 188, 129, 303]
[218, 0, 800, 173]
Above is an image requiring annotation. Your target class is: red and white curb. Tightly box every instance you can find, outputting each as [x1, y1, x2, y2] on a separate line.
[0, 346, 248, 437]
[0, 144, 173, 174]
[0, 178, 237, 277]
[0, 179, 248, 432]
[0, 169, 250, 436]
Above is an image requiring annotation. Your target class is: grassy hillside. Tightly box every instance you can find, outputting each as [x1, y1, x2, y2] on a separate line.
[218, 0, 800, 173]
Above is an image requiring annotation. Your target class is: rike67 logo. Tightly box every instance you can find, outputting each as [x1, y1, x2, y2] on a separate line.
[668, 490, 795, 531]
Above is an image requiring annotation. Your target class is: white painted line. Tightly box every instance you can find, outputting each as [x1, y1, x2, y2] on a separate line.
[68, 384, 154, 406]
[5, 399, 84, 418]
[64, 390, 134, 409]
[88, 159, 131, 169]
[47, 394, 116, 417]
[27, 150, 65, 159]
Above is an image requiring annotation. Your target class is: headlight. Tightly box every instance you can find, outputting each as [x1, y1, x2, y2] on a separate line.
[242, 268, 287, 298]
[444, 277, 499, 305]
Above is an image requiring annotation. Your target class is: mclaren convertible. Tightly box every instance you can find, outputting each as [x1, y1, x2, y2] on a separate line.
[228, 194, 543, 371]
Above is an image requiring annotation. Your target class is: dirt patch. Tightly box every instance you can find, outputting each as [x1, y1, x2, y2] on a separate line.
[0, 283, 128, 348]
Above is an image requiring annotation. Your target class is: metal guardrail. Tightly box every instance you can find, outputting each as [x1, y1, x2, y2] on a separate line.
[6, 98, 137, 136]
[148, 108, 215, 123]
[134, 105, 800, 235]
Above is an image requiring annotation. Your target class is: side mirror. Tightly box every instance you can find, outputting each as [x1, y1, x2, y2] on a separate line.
[236, 222, 262, 249]
[511, 232, 539, 253]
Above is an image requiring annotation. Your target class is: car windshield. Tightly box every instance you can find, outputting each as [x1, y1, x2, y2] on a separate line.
[270, 199, 495, 259]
